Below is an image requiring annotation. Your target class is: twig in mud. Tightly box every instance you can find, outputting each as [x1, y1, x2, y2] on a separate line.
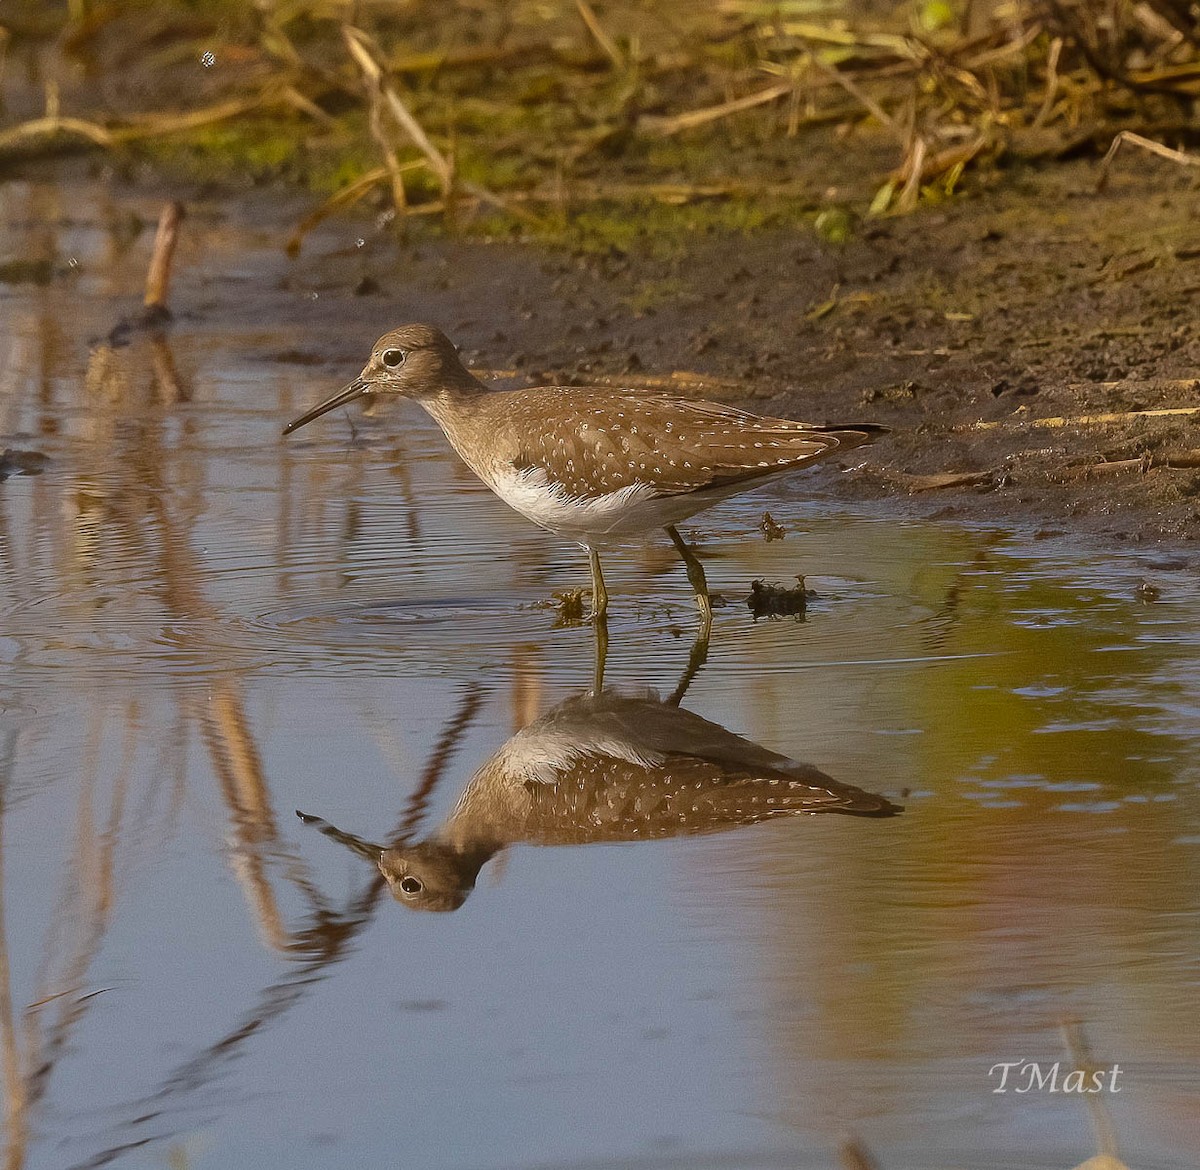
[967, 404, 1200, 431]
[1096, 130, 1200, 191]
[1055, 448, 1200, 479]
[143, 201, 185, 318]
[879, 468, 997, 491]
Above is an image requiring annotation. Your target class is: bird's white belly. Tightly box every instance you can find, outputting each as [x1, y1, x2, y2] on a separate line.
[484, 465, 712, 544]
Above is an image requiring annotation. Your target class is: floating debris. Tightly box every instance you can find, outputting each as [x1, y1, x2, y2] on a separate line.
[758, 510, 786, 541]
[526, 589, 588, 625]
[747, 576, 812, 620]
[1134, 579, 1161, 603]
[552, 589, 587, 624]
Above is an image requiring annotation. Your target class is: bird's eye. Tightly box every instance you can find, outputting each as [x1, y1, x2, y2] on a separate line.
[381, 348, 406, 368]
[399, 876, 423, 895]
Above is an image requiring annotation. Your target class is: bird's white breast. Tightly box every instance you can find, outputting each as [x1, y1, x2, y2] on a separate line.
[484, 464, 697, 543]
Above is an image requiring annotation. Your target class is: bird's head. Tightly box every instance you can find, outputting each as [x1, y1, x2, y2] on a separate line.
[283, 323, 480, 435]
[379, 840, 486, 913]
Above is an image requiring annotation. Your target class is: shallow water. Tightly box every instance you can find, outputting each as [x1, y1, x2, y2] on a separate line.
[2, 183, 1198, 1169]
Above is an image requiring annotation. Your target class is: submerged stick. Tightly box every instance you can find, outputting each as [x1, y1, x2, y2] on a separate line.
[143, 201, 185, 317]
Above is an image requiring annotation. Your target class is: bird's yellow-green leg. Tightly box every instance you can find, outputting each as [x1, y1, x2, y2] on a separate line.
[587, 547, 609, 621]
[666, 524, 714, 627]
[592, 610, 609, 695]
[667, 621, 710, 708]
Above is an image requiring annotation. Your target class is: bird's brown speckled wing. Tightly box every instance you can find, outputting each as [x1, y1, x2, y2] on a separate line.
[509, 755, 889, 845]
[494, 388, 868, 499]
[462, 690, 899, 846]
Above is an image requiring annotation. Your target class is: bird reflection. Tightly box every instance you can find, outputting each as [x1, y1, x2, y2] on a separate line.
[299, 689, 900, 912]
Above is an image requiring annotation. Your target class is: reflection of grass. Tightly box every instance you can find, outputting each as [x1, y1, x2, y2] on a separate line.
[2, 1, 1198, 238]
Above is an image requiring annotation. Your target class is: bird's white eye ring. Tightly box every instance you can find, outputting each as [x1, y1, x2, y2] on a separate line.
[399, 876, 423, 895]
[382, 348, 406, 368]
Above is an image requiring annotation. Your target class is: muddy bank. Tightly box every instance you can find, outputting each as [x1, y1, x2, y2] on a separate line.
[5, 155, 1200, 543]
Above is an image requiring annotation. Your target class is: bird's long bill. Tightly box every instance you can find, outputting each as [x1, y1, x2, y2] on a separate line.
[282, 379, 370, 435]
[295, 809, 384, 863]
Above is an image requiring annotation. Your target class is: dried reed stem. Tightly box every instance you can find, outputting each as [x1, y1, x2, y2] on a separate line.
[575, 0, 625, 70]
[1097, 130, 1200, 191]
[143, 201, 185, 312]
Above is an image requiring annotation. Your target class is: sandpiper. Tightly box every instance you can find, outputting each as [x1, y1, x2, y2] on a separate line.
[284, 324, 882, 621]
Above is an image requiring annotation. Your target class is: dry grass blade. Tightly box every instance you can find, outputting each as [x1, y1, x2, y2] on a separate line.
[342, 25, 408, 215]
[0, 91, 299, 158]
[0, 115, 113, 151]
[114, 94, 279, 139]
[1033, 36, 1065, 128]
[889, 136, 988, 186]
[1097, 129, 1200, 191]
[285, 165, 392, 256]
[281, 85, 339, 128]
[342, 25, 454, 197]
[895, 136, 927, 213]
[775, 22, 913, 55]
[643, 81, 793, 136]
[805, 55, 902, 137]
[575, 0, 625, 70]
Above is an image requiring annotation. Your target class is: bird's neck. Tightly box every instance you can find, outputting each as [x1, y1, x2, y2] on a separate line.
[418, 375, 498, 473]
[438, 363, 490, 399]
